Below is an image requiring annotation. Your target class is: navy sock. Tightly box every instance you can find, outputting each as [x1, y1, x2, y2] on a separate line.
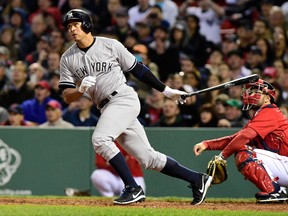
[108, 152, 138, 187]
[160, 156, 201, 185]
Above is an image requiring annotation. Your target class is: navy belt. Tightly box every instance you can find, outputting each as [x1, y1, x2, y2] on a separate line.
[99, 91, 118, 108]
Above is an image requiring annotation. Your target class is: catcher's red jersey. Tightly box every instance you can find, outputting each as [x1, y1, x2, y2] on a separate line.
[247, 104, 288, 156]
[204, 104, 288, 158]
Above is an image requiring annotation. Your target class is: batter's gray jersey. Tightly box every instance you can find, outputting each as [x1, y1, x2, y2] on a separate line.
[59, 37, 137, 105]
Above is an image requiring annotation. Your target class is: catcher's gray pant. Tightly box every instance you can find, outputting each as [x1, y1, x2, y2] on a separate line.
[92, 84, 167, 171]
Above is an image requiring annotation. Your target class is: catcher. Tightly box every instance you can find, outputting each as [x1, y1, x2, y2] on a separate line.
[193, 79, 288, 203]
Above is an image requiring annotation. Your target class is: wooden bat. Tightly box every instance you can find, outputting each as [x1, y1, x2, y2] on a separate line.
[181, 74, 259, 99]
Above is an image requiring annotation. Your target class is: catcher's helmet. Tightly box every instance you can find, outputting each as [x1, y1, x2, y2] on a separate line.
[63, 9, 92, 33]
[241, 79, 276, 110]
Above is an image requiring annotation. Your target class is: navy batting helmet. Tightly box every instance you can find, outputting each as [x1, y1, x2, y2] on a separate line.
[63, 9, 92, 33]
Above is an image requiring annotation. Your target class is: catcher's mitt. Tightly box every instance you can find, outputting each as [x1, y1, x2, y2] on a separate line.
[206, 155, 228, 184]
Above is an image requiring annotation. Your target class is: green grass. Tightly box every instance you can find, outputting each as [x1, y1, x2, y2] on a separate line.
[0, 205, 286, 216]
[0, 197, 287, 216]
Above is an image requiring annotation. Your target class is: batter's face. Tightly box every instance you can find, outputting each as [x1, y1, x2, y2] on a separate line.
[67, 21, 87, 42]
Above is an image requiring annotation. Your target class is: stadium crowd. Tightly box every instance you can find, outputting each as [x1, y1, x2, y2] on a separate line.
[0, 0, 288, 128]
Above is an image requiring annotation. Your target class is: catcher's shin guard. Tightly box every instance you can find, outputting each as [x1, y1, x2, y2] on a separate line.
[234, 148, 279, 194]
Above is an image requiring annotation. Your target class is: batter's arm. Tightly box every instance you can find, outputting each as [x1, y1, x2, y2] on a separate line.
[62, 88, 83, 104]
[130, 61, 166, 92]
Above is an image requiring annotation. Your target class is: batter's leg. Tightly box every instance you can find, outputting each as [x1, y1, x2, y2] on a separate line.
[118, 118, 212, 205]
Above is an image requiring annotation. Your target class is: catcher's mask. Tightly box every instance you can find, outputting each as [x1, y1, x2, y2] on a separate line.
[63, 9, 92, 33]
[241, 79, 276, 110]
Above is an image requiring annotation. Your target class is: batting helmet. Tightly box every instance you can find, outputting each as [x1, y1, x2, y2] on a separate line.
[241, 79, 276, 110]
[63, 9, 92, 33]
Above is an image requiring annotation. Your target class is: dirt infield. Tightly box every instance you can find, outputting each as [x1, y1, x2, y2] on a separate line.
[0, 197, 288, 212]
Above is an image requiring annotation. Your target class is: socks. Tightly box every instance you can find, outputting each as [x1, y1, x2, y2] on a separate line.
[108, 152, 138, 187]
[160, 156, 201, 185]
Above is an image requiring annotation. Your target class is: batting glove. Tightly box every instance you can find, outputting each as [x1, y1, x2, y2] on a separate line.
[162, 86, 187, 104]
[79, 76, 96, 93]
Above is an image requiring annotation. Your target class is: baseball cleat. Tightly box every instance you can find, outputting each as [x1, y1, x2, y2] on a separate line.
[113, 185, 145, 205]
[255, 188, 288, 203]
[189, 174, 212, 205]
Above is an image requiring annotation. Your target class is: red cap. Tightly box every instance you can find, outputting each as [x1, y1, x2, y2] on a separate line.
[263, 67, 277, 78]
[35, 80, 51, 90]
[46, 100, 62, 110]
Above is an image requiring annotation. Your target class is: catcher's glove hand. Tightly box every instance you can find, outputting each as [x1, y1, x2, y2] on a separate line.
[206, 155, 228, 184]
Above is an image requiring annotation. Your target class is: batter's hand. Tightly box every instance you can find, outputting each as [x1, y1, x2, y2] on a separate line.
[193, 142, 207, 156]
[162, 86, 187, 104]
[79, 76, 96, 93]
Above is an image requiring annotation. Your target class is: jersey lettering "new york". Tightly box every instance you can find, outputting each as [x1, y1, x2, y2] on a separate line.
[75, 62, 113, 79]
[59, 37, 137, 104]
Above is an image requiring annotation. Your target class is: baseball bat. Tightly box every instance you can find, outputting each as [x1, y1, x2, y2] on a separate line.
[181, 74, 259, 99]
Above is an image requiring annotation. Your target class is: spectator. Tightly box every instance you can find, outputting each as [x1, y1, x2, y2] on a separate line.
[272, 32, 288, 66]
[169, 21, 190, 54]
[197, 103, 218, 127]
[201, 74, 222, 104]
[182, 0, 223, 46]
[218, 99, 248, 128]
[144, 88, 165, 125]
[45, 51, 60, 79]
[8, 7, 32, 42]
[60, 0, 93, 16]
[91, 141, 146, 197]
[227, 85, 243, 101]
[25, 35, 50, 66]
[39, 100, 74, 128]
[214, 93, 230, 120]
[235, 20, 256, 54]
[63, 95, 98, 127]
[149, 0, 179, 27]
[252, 18, 272, 41]
[0, 63, 9, 92]
[0, 25, 20, 62]
[19, 13, 48, 60]
[104, 7, 133, 43]
[280, 71, 288, 106]
[184, 14, 210, 67]
[128, 0, 151, 28]
[279, 105, 288, 118]
[244, 45, 265, 73]
[0, 45, 13, 68]
[28, 0, 62, 29]
[273, 58, 287, 84]
[27, 62, 46, 88]
[255, 37, 274, 66]
[221, 34, 238, 57]
[48, 72, 66, 108]
[0, 60, 34, 108]
[49, 29, 66, 56]
[148, 25, 180, 82]
[205, 49, 225, 75]
[0, 106, 9, 124]
[261, 66, 278, 84]
[226, 49, 251, 79]
[21, 80, 55, 125]
[152, 98, 187, 127]
[170, 73, 199, 127]
[97, 0, 123, 31]
[218, 63, 232, 83]
[268, 6, 287, 30]
[146, 5, 170, 33]
[3, 103, 33, 126]
[134, 21, 153, 45]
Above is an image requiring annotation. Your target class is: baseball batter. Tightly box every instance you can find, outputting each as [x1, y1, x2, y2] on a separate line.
[194, 79, 288, 203]
[59, 9, 212, 205]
